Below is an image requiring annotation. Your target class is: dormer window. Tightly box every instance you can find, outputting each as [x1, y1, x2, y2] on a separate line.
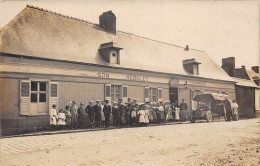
[183, 58, 201, 75]
[98, 42, 123, 65]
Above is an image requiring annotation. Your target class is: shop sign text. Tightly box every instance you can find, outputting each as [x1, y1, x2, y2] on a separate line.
[126, 74, 149, 82]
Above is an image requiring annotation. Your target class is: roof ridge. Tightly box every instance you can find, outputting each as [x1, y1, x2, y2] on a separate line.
[117, 30, 205, 52]
[26, 4, 98, 26]
[26, 4, 205, 53]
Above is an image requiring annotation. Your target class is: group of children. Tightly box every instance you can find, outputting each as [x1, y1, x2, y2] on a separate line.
[49, 98, 188, 130]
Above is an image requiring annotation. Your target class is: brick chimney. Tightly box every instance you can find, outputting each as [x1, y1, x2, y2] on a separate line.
[99, 11, 116, 34]
[252, 66, 259, 73]
[222, 57, 235, 77]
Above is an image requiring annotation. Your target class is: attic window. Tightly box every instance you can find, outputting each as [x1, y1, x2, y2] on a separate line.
[98, 42, 123, 65]
[183, 58, 201, 75]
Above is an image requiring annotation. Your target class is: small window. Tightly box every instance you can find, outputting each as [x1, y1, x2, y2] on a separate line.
[51, 84, 58, 97]
[112, 53, 116, 57]
[105, 86, 111, 98]
[123, 86, 127, 98]
[21, 82, 30, 97]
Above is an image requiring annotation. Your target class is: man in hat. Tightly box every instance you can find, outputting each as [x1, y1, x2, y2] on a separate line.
[133, 98, 138, 105]
[70, 101, 78, 129]
[85, 101, 94, 128]
[77, 103, 84, 128]
[103, 100, 111, 127]
[112, 102, 119, 127]
[180, 98, 188, 121]
[94, 100, 101, 127]
[126, 98, 134, 126]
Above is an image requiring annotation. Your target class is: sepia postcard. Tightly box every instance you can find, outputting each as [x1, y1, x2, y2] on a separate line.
[0, 0, 259, 165]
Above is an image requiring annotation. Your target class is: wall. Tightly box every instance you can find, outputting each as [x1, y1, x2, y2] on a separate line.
[255, 89, 260, 118]
[58, 81, 104, 109]
[0, 77, 50, 136]
[235, 86, 255, 118]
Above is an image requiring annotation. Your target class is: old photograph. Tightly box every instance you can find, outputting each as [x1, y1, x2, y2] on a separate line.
[0, 0, 259, 165]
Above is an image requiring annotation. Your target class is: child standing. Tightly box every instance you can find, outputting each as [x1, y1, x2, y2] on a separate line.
[57, 109, 66, 130]
[50, 104, 57, 130]
[138, 105, 145, 127]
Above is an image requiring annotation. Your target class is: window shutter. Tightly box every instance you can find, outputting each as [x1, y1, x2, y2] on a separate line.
[20, 80, 30, 115]
[105, 84, 111, 101]
[122, 85, 128, 102]
[158, 88, 162, 101]
[49, 82, 58, 113]
[144, 87, 149, 102]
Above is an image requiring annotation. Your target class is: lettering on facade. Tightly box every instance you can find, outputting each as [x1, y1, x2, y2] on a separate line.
[97, 72, 110, 78]
[126, 74, 149, 82]
[189, 81, 206, 86]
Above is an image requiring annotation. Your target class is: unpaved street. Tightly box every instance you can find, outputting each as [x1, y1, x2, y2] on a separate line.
[1, 119, 260, 166]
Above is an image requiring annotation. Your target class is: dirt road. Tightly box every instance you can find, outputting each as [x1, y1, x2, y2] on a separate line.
[1, 119, 260, 166]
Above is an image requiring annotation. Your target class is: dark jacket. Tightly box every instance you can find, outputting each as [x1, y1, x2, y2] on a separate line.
[93, 104, 101, 121]
[180, 102, 188, 110]
[112, 106, 119, 116]
[103, 105, 111, 115]
[85, 105, 94, 116]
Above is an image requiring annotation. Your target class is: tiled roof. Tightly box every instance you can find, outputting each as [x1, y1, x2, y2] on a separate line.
[0, 5, 233, 82]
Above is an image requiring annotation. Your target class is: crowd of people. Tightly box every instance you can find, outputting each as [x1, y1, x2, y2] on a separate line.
[49, 98, 189, 130]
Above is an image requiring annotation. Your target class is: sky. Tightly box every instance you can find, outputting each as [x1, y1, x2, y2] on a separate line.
[0, 0, 259, 69]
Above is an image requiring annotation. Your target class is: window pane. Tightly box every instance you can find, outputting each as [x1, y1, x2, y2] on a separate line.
[144, 88, 149, 98]
[105, 86, 111, 97]
[123, 87, 127, 98]
[21, 82, 29, 97]
[31, 93, 37, 102]
[111, 86, 114, 92]
[39, 93, 46, 102]
[40, 82, 46, 91]
[159, 89, 162, 98]
[31, 82, 38, 91]
[116, 86, 120, 93]
[51, 84, 57, 97]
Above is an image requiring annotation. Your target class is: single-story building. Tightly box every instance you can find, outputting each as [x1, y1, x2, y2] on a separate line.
[222, 57, 260, 118]
[0, 5, 236, 135]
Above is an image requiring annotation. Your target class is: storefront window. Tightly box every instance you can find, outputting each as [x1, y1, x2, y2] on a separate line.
[149, 88, 158, 102]
[111, 85, 122, 102]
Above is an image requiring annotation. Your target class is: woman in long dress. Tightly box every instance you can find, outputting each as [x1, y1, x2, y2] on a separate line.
[175, 106, 180, 121]
[50, 104, 57, 130]
[65, 105, 72, 130]
[158, 103, 165, 124]
[152, 104, 157, 124]
[138, 105, 145, 127]
[144, 105, 150, 126]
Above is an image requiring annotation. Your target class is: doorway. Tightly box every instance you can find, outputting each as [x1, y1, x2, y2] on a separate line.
[169, 87, 178, 105]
